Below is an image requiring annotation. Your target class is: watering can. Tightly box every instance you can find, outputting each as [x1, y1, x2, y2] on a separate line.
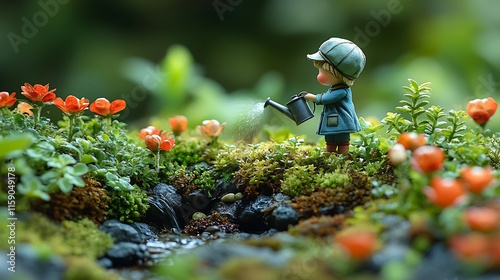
[264, 92, 315, 125]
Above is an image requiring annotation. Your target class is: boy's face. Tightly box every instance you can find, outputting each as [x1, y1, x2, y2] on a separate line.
[317, 68, 341, 87]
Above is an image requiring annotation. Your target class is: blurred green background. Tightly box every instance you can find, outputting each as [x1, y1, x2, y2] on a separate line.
[2, 0, 500, 140]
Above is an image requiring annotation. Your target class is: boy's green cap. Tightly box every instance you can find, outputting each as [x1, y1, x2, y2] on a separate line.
[307, 37, 366, 79]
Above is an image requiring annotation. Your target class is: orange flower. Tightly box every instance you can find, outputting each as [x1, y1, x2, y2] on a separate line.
[144, 133, 175, 151]
[0, 91, 17, 108]
[423, 177, 466, 208]
[464, 207, 499, 232]
[397, 132, 427, 151]
[460, 166, 494, 194]
[89, 98, 126, 116]
[20, 83, 56, 103]
[169, 115, 188, 136]
[335, 228, 379, 260]
[197, 119, 226, 137]
[138, 126, 161, 139]
[54, 95, 89, 115]
[410, 146, 445, 173]
[17, 102, 33, 117]
[466, 97, 498, 125]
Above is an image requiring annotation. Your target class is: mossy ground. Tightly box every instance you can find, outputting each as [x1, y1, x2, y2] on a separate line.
[2, 79, 500, 279]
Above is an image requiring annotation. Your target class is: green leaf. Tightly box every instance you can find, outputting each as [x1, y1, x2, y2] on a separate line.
[65, 173, 85, 187]
[58, 176, 74, 193]
[40, 170, 58, 183]
[105, 172, 119, 182]
[0, 134, 34, 159]
[73, 163, 89, 176]
[81, 154, 97, 164]
[62, 143, 82, 157]
[47, 154, 76, 168]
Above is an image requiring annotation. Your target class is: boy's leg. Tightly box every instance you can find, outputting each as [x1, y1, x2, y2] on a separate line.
[325, 134, 350, 154]
[337, 141, 350, 154]
[326, 142, 338, 153]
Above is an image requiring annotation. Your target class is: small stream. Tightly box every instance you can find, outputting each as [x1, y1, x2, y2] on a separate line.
[111, 232, 211, 279]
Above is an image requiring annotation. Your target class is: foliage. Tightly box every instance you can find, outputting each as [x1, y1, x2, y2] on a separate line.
[2, 77, 500, 278]
[107, 184, 150, 223]
[17, 214, 113, 259]
[1, 96, 159, 222]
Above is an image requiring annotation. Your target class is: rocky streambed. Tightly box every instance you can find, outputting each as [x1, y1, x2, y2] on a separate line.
[96, 183, 500, 279]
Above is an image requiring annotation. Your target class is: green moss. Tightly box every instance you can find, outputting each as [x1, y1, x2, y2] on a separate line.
[106, 185, 149, 223]
[18, 214, 113, 259]
[64, 256, 118, 280]
[281, 165, 316, 197]
[163, 134, 220, 167]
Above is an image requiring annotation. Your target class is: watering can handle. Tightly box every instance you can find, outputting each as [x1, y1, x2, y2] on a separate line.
[298, 91, 316, 113]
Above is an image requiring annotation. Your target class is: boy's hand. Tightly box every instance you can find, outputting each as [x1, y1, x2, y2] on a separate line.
[304, 93, 316, 102]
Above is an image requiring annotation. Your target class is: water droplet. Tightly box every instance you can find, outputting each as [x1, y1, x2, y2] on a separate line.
[227, 100, 266, 141]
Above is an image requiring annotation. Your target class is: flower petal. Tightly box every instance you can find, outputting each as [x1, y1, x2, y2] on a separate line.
[90, 98, 111, 116]
[109, 100, 126, 114]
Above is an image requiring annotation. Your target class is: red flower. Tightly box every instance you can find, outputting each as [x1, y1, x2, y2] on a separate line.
[0, 91, 17, 108]
[138, 126, 161, 139]
[397, 132, 427, 151]
[197, 119, 226, 137]
[460, 166, 494, 194]
[20, 83, 56, 103]
[54, 95, 89, 115]
[335, 228, 379, 260]
[466, 97, 498, 125]
[144, 134, 175, 151]
[423, 177, 466, 208]
[89, 98, 126, 116]
[169, 115, 188, 136]
[464, 207, 499, 232]
[410, 146, 445, 173]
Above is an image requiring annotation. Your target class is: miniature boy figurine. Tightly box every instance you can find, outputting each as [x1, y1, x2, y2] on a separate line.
[303, 37, 366, 154]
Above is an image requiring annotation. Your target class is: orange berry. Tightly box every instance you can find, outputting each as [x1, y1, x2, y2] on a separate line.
[423, 177, 465, 208]
[464, 207, 499, 232]
[336, 229, 378, 260]
[397, 132, 427, 151]
[410, 146, 445, 173]
[460, 166, 494, 194]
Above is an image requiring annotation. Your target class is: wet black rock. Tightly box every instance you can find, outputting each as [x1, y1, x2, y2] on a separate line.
[146, 183, 186, 229]
[99, 220, 156, 268]
[131, 222, 158, 242]
[237, 195, 273, 232]
[105, 242, 149, 267]
[212, 200, 242, 223]
[211, 177, 239, 198]
[187, 189, 212, 211]
[267, 203, 299, 231]
[99, 219, 143, 243]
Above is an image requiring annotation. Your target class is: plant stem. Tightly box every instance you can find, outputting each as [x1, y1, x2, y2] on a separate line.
[32, 106, 41, 128]
[67, 115, 76, 142]
[155, 149, 161, 173]
[106, 116, 112, 133]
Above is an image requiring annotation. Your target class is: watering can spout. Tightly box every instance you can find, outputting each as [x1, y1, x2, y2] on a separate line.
[264, 94, 315, 125]
[264, 97, 295, 122]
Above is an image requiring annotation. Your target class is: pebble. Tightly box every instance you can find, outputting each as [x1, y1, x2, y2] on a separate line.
[221, 192, 243, 203]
